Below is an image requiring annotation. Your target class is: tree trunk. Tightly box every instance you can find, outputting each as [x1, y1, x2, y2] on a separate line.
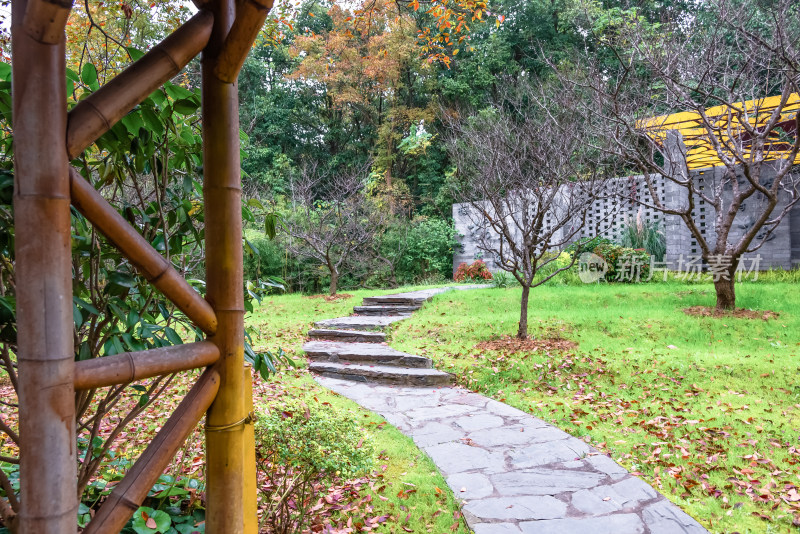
[714, 277, 736, 310]
[329, 266, 339, 296]
[517, 285, 530, 339]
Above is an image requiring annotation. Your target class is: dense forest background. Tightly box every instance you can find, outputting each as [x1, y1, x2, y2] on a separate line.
[0, 0, 708, 293]
[233, 0, 698, 292]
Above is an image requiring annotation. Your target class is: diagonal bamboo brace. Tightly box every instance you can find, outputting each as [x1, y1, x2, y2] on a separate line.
[82, 369, 220, 534]
[22, 0, 73, 44]
[212, 0, 274, 83]
[74, 341, 220, 390]
[66, 10, 214, 159]
[69, 168, 218, 335]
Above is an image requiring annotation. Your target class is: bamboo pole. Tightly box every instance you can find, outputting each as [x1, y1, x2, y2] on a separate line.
[74, 341, 220, 390]
[70, 167, 218, 335]
[83, 369, 220, 534]
[11, 0, 75, 530]
[66, 10, 214, 159]
[213, 0, 274, 83]
[243, 364, 257, 534]
[202, 0, 251, 528]
[23, 0, 73, 44]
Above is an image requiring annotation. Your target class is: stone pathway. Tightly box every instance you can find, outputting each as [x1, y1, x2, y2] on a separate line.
[316, 378, 708, 534]
[306, 288, 709, 534]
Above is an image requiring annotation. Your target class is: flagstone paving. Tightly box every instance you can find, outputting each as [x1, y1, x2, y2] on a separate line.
[316, 377, 708, 534]
[307, 288, 709, 533]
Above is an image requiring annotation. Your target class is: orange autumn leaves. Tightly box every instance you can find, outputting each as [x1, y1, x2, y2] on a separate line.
[289, 2, 420, 111]
[287, 0, 494, 72]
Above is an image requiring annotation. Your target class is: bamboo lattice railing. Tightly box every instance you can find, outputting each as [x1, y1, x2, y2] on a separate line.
[11, 0, 273, 529]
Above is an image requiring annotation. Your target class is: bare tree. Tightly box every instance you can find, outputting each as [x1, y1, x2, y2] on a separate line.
[561, 0, 800, 309]
[283, 164, 384, 295]
[446, 81, 616, 339]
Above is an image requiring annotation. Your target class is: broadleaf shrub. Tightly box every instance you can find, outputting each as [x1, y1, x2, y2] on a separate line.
[593, 244, 651, 282]
[454, 260, 492, 282]
[396, 217, 460, 283]
[566, 236, 613, 255]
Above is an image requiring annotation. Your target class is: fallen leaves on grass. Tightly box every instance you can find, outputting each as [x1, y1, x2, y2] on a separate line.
[449, 340, 800, 530]
[304, 294, 355, 302]
[683, 306, 779, 320]
[475, 335, 577, 353]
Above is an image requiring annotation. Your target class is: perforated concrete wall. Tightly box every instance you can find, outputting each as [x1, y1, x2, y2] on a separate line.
[454, 169, 799, 273]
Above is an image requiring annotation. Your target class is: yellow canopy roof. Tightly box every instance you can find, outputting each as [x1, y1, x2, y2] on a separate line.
[638, 93, 800, 170]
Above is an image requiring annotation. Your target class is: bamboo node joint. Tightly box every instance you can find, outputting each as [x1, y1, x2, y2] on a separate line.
[205, 411, 255, 432]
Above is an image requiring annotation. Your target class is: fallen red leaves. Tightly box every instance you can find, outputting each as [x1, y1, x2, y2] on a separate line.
[683, 306, 779, 320]
[475, 335, 578, 353]
[304, 294, 355, 302]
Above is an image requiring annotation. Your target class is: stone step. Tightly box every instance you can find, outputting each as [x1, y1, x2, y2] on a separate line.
[361, 287, 462, 307]
[307, 329, 387, 343]
[303, 341, 431, 368]
[361, 296, 428, 307]
[309, 361, 453, 387]
[352, 305, 420, 316]
[314, 315, 408, 332]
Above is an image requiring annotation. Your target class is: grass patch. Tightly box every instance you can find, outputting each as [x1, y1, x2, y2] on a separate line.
[390, 281, 800, 533]
[246, 283, 478, 356]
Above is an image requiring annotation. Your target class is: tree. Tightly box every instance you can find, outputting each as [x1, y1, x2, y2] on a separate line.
[562, 0, 800, 310]
[282, 164, 385, 295]
[288, 0, 438, 209]
[446, 80, 616, 339]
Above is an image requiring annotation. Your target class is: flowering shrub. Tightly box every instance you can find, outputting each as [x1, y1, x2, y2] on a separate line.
[454, 260, 493, 282]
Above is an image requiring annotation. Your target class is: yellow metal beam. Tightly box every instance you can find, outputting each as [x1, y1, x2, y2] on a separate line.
[638, 93, 800, 169]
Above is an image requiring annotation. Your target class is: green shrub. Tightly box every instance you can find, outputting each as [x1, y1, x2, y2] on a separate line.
[566, 236, 613, 255]
[593, 244, 651, 282]
[243, 230, 287, 282]
[534, 251, 585, 286]
[491, 270, 518, 288]
[255, 400, 374, 533]
[256, 400, 373, 479]
[395, 217, 459, 283]
[537, 251, 573, 275]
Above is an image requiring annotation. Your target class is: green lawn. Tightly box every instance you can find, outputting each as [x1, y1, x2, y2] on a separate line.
[387, 282, 800, 533]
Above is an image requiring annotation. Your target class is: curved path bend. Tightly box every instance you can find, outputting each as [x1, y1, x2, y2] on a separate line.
[308, 288, 709, 534]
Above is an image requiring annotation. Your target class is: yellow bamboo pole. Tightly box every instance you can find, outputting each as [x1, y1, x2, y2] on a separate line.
[11, 0, 75, 529]
[202, 0, 251, 530]
[243, 364, 257, 534]
[213, 0, 274, 83]
[22, 0, 73, 44]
